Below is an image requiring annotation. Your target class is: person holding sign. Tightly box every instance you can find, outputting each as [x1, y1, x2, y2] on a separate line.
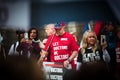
[38, 22, 79, 69]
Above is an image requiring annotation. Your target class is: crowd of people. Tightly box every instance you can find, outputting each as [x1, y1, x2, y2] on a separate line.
[0, 21, 120, 80]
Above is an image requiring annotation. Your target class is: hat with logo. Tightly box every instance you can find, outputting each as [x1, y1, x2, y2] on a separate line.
[54, 22, 65, 30]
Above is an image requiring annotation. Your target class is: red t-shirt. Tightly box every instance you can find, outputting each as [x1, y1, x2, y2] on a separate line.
[44, 32, 79, 64]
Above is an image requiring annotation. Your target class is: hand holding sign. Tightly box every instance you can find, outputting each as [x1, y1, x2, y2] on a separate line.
[37, 51, 48, 64]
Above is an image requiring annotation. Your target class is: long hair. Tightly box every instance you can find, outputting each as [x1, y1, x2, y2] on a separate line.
[81, 30, 98, 54]
[28, 28, 39, 41]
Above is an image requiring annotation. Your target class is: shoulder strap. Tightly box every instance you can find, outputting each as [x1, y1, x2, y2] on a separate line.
[13, 42, 16, 53]
[2, 47, 6, 59]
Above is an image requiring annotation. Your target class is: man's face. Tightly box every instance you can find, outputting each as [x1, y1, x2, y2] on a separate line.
[55, 27, 64, 36]
[45, 27, 55, 36]
[45, 24, 55, 36]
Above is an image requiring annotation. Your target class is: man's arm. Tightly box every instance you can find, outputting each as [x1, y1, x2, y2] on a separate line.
[37, 50, 48, 64]
[68, 51, 78, 62]
[64, 50, 78, 69]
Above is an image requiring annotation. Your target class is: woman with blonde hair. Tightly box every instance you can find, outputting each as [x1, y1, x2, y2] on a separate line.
[76, 30, 110, 70]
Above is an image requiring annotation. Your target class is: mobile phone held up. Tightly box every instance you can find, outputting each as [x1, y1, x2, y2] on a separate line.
[24, 32, 28, 40]
[101, 35, 106, 45]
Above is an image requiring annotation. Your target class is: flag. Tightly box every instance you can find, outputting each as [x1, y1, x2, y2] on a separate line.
[83, 22, 91, 34]
[94, 21, 103, 36]
[80, 22, 91, 47]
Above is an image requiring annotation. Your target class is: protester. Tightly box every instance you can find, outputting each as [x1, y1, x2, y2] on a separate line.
[38, 22, 79, 69]
[76, 30, 110, 70]
[16, 27, 41, 61]
[8, 29, 25, 55]
[99, 22, 117, 73]
[41, 24, 56, 61]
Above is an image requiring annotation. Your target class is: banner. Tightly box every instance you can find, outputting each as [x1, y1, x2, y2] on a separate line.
[43, 62, 67, 80]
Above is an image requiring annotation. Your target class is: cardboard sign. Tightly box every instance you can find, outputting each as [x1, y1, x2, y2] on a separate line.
[43, 62, 67, 80]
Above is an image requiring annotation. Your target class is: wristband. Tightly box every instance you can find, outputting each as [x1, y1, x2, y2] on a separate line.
[67, 58, 71, 63]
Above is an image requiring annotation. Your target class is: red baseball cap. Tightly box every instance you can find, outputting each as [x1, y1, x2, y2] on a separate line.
[54, 22, 65, 30]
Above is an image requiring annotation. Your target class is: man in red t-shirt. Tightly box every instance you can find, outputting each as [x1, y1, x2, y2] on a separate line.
[38, 22, 79, 69]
